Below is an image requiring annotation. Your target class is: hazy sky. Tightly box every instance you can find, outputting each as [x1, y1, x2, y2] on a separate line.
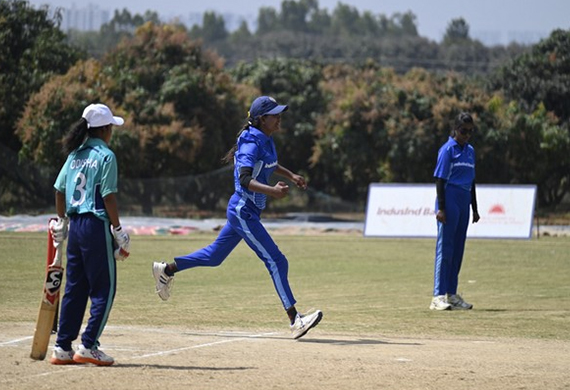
[28, 0, 570, 44]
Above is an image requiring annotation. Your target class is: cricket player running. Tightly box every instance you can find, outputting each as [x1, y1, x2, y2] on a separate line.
[49, 104, 130, 365]
[431, 112, 480, 311]
[153, 96, 323, 339]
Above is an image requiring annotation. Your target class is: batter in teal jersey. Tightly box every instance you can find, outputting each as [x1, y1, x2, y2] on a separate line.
[49, 104, 131, 365]
[153, 96, 323, 339]
[431, 112, 480, 311]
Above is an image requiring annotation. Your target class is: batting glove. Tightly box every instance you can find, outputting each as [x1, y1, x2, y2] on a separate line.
[112, 225, 130, 261]
[49, 217, 69, 243]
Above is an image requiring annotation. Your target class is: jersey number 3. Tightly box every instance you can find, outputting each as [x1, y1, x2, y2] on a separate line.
[71, 172, 87, 207]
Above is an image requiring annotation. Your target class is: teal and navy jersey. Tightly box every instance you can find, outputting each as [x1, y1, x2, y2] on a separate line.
[233, 126, 278, 210]
[434, 136, 475, 192]
[54, 137, 118, 221]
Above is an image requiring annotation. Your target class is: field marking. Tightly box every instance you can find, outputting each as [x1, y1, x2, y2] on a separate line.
[131, 331, 279, 360]
[3, 329, 280, 383]
[0, 335, 33, 346]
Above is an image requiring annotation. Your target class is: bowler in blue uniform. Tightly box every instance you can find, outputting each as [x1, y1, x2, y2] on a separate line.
[153, 96, 323, 339]
[431, 112, 480, 311]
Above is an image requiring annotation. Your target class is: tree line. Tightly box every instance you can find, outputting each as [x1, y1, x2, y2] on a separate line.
[1, 0, 569, 214]
[66, 1, 528, 72]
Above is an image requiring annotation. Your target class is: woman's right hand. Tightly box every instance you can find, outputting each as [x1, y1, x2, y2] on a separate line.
[272, 181, 290, 199]
[436, 209, 446, 224]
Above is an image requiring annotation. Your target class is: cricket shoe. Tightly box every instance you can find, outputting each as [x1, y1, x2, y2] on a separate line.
[429, 295, 452, 311]
[49, 346, 77, 365]
[447, 294, 473, 310]
[73, 344, 114, 366]
[153, 261, 174, 301]
[291, 310, 323, 339]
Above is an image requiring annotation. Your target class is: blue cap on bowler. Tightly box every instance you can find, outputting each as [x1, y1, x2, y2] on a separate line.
[248, 96, 288, 119]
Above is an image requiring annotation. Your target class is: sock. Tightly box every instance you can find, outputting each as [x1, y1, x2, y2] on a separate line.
[286, 307, 298, 324]
[165, 263, 177, 276]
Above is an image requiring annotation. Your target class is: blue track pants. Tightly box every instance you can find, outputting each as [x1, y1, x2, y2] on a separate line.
[57, 213, 116, 350]
[433, 184, 471, 296]
[174, 193, 296, 310]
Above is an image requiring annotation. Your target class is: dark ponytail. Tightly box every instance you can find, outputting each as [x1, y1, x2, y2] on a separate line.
[221, 117, 261, 164]
[451, 112, 473, 136]
[62, 118, 89, 155]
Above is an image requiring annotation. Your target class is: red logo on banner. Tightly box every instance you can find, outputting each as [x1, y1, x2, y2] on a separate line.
[489, 204, 506, 214]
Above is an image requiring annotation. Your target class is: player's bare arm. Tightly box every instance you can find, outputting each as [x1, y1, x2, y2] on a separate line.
[275, 164, 307, 189]
[248, 179, 289, 199]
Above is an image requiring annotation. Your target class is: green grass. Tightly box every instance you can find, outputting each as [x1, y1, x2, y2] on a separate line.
[2, 232, 569, 340]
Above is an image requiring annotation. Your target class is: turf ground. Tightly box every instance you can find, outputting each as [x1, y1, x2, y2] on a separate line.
[1, 231, 569, 389]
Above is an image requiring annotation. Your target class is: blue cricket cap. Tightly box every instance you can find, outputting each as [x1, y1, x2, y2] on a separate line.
[248, 96, 288, 119]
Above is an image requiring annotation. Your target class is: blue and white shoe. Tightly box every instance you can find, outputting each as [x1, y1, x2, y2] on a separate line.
[291, 310, 323, 339]
[447, 294, 473, 310]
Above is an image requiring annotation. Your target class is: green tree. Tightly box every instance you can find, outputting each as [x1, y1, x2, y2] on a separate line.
[230, 20, 252, 43]
[492, 29, 570, 123]
[443, 18, 470, 43]
[0, 0, 81, 150]
[17, 23, 243, 213]
[257, 7, 279, 34]
[67, 8, 161, 58]
[192, 11, 228, 42]
[330, 3, 362, 36]
[231, 58, 326, 193]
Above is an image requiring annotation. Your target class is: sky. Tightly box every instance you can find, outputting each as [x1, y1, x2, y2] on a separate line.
[27, 0, 570, 45]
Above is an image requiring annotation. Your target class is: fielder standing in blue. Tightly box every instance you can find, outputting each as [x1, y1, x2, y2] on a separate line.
[153, 96, 323, 339]
[49, 103, 131, 365]
[431, 112, 480, 311]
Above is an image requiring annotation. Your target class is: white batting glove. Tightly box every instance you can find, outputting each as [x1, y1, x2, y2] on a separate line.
[49, 217, 69, 243]
[112, 225, 130, 261]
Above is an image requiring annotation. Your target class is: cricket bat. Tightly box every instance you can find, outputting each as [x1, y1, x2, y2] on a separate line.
[30, 222, 64, 360]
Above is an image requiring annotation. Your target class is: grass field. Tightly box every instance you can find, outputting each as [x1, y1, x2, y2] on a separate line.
[1, 232, 569, 339]
[1, 231, 569, 389]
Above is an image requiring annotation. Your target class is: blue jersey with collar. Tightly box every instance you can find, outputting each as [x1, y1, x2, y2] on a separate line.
[233, 126, 278, 210]
[433, 136, 475, 191]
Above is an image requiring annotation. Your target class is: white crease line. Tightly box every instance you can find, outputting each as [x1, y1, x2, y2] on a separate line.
[131, 333, 277, 360]
[5, 331, 280, 382]
[0, 336, 33, 346]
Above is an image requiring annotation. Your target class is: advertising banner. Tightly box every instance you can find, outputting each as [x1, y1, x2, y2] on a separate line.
[364, 184, 536, 239]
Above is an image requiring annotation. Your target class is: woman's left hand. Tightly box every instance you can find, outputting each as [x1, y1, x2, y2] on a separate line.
[291, 174, 307, 190]
[472, 211, 480, 223]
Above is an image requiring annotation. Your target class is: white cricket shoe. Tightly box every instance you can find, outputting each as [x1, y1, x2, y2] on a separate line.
[430, 295, 452, 311]
[447, 294, 473, 310]
[73, 344, 114, 366]
[153, 261, 174, 301]
[291, 310, 323, 339]
[49, 346, 76, 365]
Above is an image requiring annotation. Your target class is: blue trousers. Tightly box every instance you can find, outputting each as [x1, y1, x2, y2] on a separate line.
[433, 185, 471, 296]
[174, 193, 296, 310]
[56, 214, 116, 350]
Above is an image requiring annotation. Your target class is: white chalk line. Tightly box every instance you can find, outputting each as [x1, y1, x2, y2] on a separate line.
[0, 335, 33, 346]
[1, 329, 280, 383]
